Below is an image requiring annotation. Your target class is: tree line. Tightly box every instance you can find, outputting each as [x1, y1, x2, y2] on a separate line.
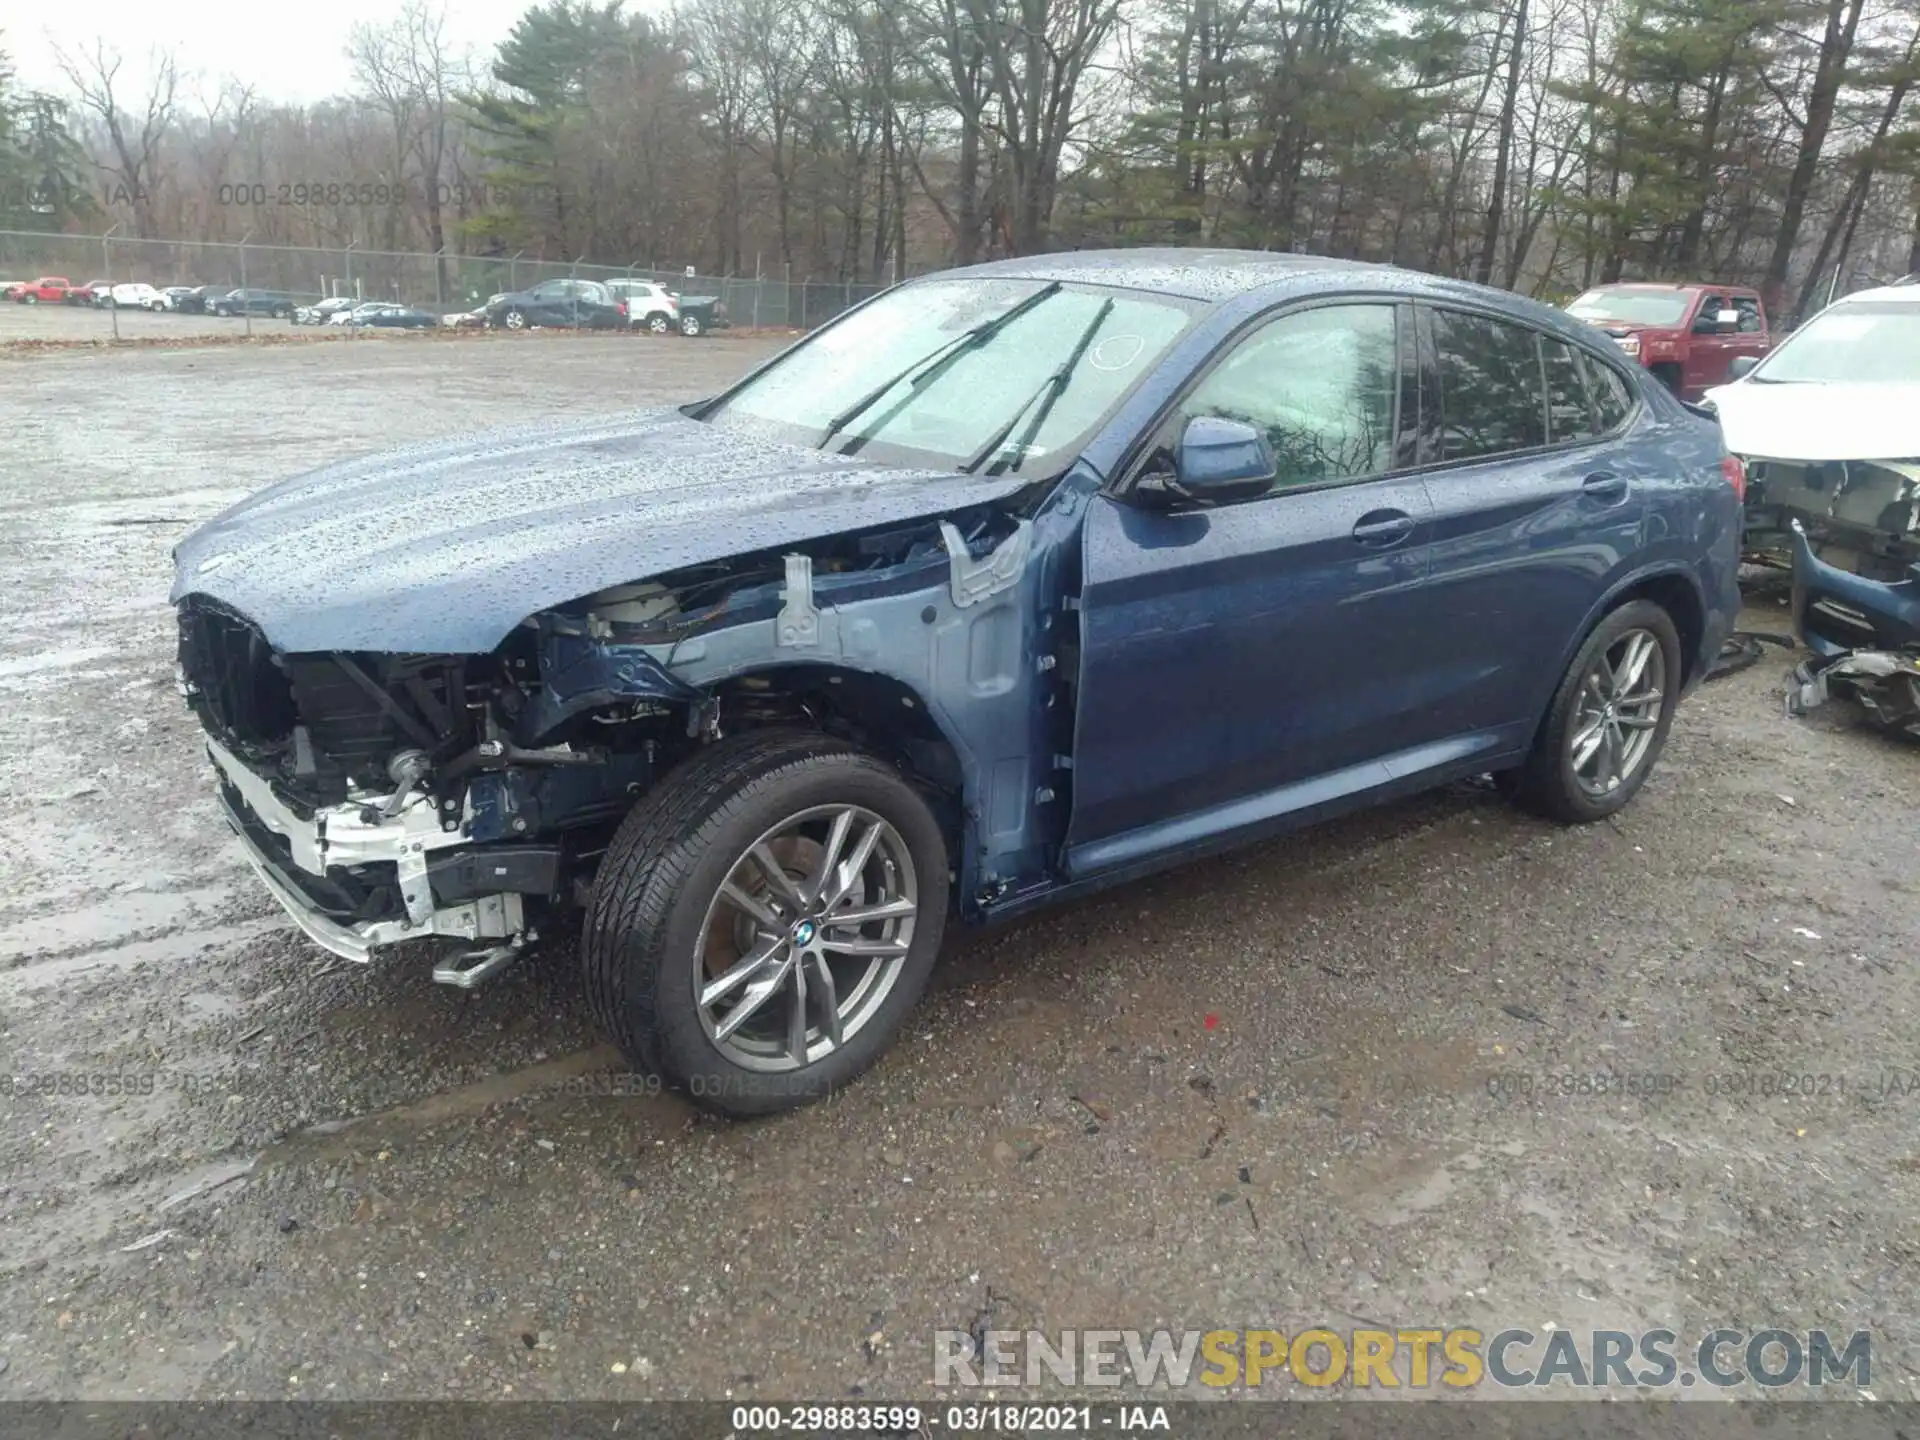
[3, 0, 1917, 322]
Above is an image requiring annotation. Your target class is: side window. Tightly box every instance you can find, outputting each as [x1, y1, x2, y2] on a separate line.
[1580, 351, 1636, 432]
[1177, 304, 1399, 491]
[530, 280, 563, 299]
[1734, 297, 1763, 333]
[1430, 308, 1548, 461]
[1542, 338, 1595, 443]
[1693, 295, 1727, 333]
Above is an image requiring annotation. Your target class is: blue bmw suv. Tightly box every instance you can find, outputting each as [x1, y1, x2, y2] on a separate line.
[172, 249, 1742, 1113]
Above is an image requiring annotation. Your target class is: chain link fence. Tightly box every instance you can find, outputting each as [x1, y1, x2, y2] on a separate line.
[0, 230, 899, 328]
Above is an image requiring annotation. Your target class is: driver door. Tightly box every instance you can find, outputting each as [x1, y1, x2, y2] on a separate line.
[1065, 300, 1444, 872]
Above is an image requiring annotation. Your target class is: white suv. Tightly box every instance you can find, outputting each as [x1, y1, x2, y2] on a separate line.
[607, 279, 680, 333]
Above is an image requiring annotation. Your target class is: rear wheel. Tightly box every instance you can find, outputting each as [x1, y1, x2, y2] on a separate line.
[1507, 599, 1682, 823]
[583, 730, 948, 1117]
[646, 312, 671, 334]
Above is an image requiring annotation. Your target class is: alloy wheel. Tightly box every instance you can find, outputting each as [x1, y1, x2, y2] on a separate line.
[1569, 628, 1666, 797]
[693, 804, 918, 1072]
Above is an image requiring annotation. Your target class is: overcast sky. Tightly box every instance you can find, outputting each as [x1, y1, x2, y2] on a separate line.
[2, 0, 554, 105]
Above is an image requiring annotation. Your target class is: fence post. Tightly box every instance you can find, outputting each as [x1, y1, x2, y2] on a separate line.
[510, 251, 522, 293]
[239, 232, 253, 338]
[346, 242, 356, 338]
[103, 223, 122, 342]
[435, 247, 445, 310]
[571, 255, 584, 331]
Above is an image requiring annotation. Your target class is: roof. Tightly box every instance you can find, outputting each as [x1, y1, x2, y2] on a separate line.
[948, 247, 1382, 301]
[1832, 284, 1920, 306]
[1582, 280, 1759, 295]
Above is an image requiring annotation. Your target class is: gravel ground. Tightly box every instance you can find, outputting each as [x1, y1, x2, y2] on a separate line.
[2, 334, 1917, 1404]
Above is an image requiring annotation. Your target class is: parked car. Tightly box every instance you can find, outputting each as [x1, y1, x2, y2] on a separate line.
[171, 285, 231, 314]
[346, 303, 440, 330]
[607, 279, 680, 333]
[210, 288, 296, 319]
[158, 286, 200, 311]
[1565, 282, 1771, 400]
[73, 279, 112, 305]
[442, 306, 490, 330]
[295, 296, 362, 325]
[11, 276, 78, 304]
[672, 293, 728, 337]
[327, 301, 394, 327]
[483, 278, 626, 330]
[98, 282, 169, 311]
[170, 249, 1741, 1116]
[1702, 282, 1920, 580]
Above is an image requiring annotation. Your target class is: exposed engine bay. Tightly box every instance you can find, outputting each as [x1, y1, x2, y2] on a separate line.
[175, 503, 1069, 985]
[1744, 457, 1920, 581]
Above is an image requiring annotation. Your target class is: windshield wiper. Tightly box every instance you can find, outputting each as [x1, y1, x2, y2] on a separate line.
[960, 296, 1115, 475]
[818, 281, 1063, 451]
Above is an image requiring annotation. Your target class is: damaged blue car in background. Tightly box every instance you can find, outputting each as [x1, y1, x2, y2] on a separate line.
[171, 249, 1741, 1115]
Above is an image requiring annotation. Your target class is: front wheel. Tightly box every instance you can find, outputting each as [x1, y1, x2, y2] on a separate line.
[1507, 599, 1682, 823]
[21, 294, 36, 306]
[502, 309, 528, 330]
[679, 313, 704, 337]
[583, 730, 949, 1117]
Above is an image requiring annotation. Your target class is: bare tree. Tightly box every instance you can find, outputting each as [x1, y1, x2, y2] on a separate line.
[55, 42, 178, 234]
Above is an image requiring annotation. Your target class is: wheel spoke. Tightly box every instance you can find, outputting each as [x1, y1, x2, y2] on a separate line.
[809, 953, 843, 1049]
[1616, 712, 1659, 731]
[1602, 724, 1625, 787]
[787, 949, 810, 1064]
[1571, 723, 1606, 771]
[1616, 633, 1654, 694]
[820, 821, 884, 912]
[719, 880, 782, 931]
[819, 934, 912, 958]
[805, 808, 855, 905]
[713, 955, 793, 1042]
[825, 896, 918, 929]
[700, 935, 785, 1008]
[749, 843, 808, 911]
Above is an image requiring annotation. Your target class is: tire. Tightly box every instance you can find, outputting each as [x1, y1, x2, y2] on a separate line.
[1507, 598, 1683, 824]
[646, 312, 670, 334]
[22, 294, 35, 306]
[680, 313, 704, 337]
[583, 729, 949, 1117]
[502, 309, 528, 330]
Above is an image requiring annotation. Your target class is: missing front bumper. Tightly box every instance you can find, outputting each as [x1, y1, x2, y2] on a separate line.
[207, 738, 526, 964]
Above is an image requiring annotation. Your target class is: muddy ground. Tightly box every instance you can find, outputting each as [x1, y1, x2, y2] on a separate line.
[2, 333, 1918, 1404]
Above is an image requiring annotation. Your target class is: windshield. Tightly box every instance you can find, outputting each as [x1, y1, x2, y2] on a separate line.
[703, 278, 1195, 473]
[1567, 289, 1692, 326]
[1750, 302, 1920, 384]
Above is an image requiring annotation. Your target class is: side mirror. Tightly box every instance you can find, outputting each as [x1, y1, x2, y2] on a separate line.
[1169, 416, 1278, 504]
[1728, 354, 1760, 381]
[1715, 308, 1741, 333]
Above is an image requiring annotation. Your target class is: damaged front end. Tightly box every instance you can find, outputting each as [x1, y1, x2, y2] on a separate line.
[1785, 520, 1920, 740]
[176, 496, 1069, 983]
[1744, 457, 1920, 580]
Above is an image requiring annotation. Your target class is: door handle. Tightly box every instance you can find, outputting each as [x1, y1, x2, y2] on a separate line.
[1582, 471, 1629, 502]
[1351, 509, 1416, 547]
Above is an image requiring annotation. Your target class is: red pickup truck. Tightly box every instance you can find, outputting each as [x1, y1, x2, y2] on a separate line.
[7, 276, 80, 305]
[1564, 282, 1772, 401]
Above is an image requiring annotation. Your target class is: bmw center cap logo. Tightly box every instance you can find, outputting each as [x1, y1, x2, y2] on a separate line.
[792, 920, 817, 946]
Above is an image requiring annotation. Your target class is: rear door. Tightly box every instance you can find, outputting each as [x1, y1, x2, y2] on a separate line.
[1414, 306, 1650, 749]
[1068, 299, 1444, 864]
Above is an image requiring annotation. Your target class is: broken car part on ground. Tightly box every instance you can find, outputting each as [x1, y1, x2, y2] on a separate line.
[170, 248, 1741, 1115]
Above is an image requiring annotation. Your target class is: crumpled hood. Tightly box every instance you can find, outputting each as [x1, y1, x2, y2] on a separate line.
[171, 409, 1027, 654]
[1704, 379, 1920, 463]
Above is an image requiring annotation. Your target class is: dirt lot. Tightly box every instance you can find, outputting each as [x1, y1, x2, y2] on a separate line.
[2, 333, 1918, 1405]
